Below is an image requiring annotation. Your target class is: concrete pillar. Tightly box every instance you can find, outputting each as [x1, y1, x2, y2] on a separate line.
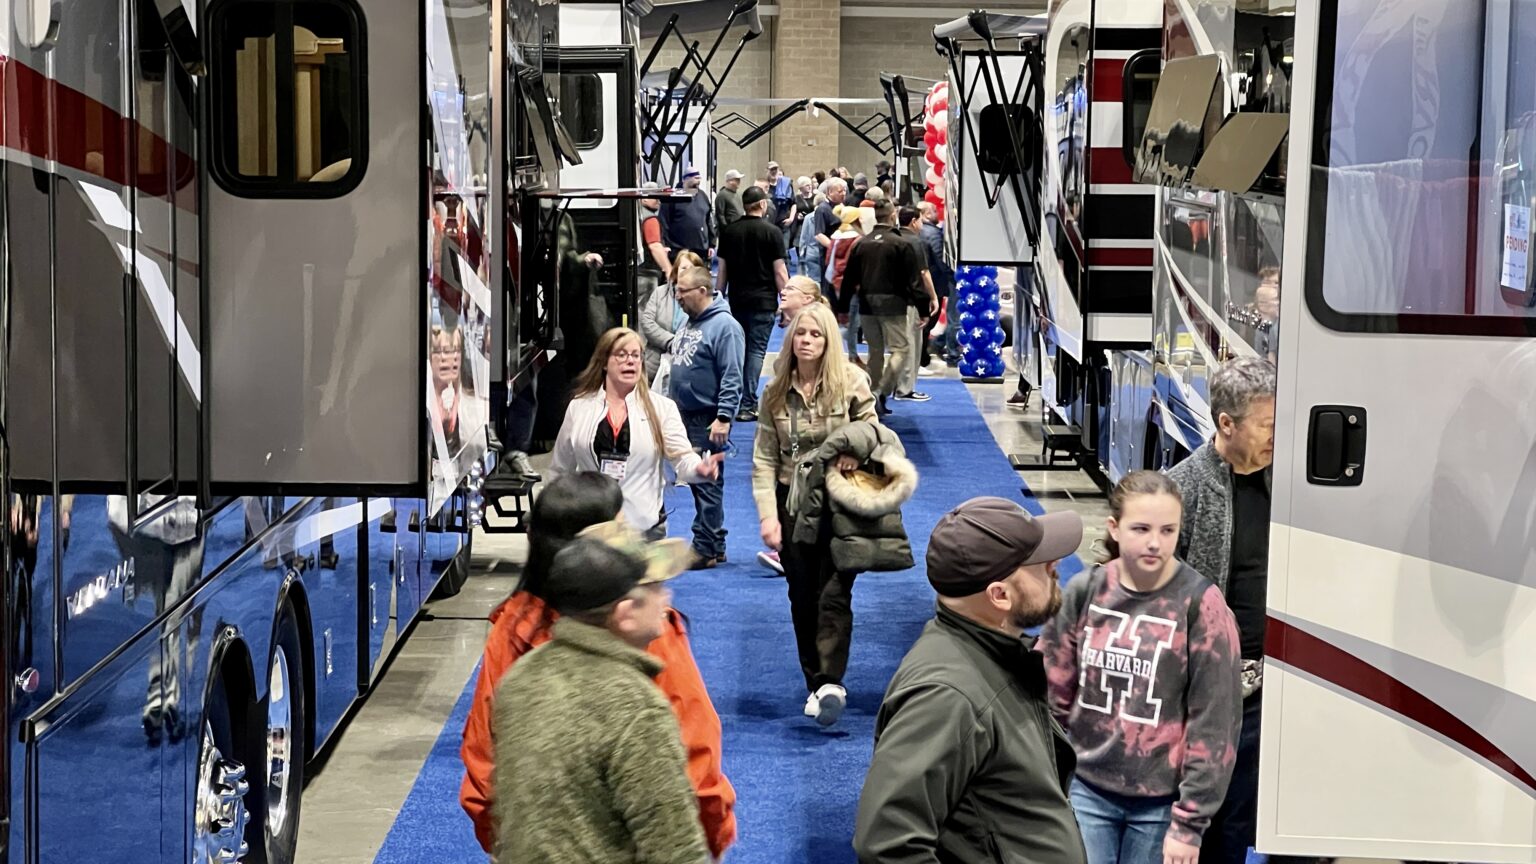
[770, 0, 842, 179]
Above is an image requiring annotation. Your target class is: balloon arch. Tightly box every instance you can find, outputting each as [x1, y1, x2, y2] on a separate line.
[922, 83, 1006, 379]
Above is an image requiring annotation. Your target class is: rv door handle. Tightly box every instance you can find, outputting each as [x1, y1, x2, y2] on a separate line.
[1306, 405, 1366, 486]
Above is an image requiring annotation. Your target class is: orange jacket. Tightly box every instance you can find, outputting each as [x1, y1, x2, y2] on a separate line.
[459, 591, 738, 857]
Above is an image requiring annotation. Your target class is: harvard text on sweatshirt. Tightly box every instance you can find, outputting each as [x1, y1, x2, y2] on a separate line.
[1037, 561, 1242, 846]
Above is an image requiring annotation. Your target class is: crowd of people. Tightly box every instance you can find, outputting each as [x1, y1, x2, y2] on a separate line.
[458, 154, 1285, 864]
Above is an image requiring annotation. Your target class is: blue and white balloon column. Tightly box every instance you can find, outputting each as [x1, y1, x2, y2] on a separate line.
[953, 265, 1007, 380]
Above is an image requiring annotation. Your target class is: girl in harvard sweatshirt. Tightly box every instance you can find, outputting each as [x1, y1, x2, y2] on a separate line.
[1038, 470, 1242, 864]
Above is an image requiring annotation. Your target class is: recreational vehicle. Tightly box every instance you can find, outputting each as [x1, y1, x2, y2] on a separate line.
[0, 0, 570, 857]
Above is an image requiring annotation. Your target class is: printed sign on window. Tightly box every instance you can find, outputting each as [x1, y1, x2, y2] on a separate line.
[1502, 203, 1531, 291]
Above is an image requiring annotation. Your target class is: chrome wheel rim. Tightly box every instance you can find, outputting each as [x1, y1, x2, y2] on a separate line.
[194, 720, 251, 864]
[266, 645, 294, 839]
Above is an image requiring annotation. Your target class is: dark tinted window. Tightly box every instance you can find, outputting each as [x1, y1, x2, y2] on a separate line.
[558, 72, 603, 150]
[1122, 50, 1160, 168]
[209, 0, 367, 196]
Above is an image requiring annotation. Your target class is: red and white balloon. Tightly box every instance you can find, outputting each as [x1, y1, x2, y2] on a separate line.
[922, 82, 950, 223]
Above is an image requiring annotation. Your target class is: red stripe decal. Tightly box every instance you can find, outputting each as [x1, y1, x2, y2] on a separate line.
[1267, 617, 1536, 795]
[3, 56, 191, 195]
[1092, 59, 1125, 103]
[1088, 247, 1153, 268]
[1089, 147, 1134, 184]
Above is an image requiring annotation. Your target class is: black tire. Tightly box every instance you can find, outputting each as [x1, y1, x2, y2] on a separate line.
[256, 611, 307, 864]
[196, 661, 261, 864]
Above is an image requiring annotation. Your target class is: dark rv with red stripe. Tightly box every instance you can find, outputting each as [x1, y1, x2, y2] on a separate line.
[0, 0, 726, 859]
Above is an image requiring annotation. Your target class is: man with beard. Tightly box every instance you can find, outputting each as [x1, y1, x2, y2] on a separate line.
[854, 498, 1087, 864]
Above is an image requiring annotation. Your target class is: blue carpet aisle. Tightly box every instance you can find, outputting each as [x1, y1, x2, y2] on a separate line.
[374, 370, 1083, 863]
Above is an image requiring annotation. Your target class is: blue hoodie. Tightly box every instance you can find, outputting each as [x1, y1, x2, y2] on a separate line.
[668, 295, 746, 418]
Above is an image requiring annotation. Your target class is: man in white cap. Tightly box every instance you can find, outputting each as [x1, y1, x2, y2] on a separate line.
[716, 169, 745, 231]
[855, 497, 1088, 864]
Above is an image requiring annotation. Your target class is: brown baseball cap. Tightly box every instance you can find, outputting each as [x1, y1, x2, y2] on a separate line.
[925, 497, 1083, 597]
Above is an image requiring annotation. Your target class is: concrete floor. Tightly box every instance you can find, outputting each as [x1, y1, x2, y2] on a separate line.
[293, 357, 1109, 863]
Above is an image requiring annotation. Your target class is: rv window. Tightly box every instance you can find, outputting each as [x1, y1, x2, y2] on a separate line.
[1121, 50, 1160, 169]
[1306, 0, 1536, 334]
[558, 72, 604, 151]
[1054, 25, 1090, 220]
[208, 0, 367, 197]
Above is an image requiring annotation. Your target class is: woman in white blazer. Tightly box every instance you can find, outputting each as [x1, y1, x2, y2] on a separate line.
[549, 327, 724, 538]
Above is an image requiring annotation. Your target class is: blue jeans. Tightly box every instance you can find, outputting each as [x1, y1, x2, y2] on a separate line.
[733, 308, 776, 412]
[844, 296, 862, 359]
[801, 250, 823, 283]
[1070, 778, 1175, 864]
[1200, 696, 1263, 864]
[679, 409, 727, 559]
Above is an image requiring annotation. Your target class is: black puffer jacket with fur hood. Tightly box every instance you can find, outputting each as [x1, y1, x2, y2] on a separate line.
[790, 420, 918, 573]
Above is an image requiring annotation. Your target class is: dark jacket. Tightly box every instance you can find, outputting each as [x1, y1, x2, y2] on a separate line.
[854, 604, 1087, 864]
[714, 187, 743, 229]
[1165, 440, 1272, 596]
[491, 618, 710, 864]
[790, 420, 917, 573]
[919, 222, 954, 295]
[661, 190, 714, 256]
[843, 224, 927, 317]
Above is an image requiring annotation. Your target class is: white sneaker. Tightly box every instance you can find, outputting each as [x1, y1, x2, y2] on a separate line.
[813, 684, 847, 727]
[803, 692, 820, 718]
[756, 550, 785, 575]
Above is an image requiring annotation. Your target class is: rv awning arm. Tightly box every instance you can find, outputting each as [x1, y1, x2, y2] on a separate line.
[640, 0, 763, 184]
[933, 9, 1047, 245]
[722, 98, 892, 153]
[880, 73, 919, 157]
[933, 10, 1048, 43]
[723, 99, 812, 149]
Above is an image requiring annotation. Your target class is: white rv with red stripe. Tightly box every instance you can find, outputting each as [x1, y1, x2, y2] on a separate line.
[1021, 0, 1161, 482]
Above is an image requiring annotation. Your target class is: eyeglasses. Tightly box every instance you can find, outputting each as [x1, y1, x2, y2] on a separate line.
[611, 350, 643, 361]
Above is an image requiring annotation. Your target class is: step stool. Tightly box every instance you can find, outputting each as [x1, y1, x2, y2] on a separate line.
[1009, 423, 1083, 472]
[481, 466, 537, 534]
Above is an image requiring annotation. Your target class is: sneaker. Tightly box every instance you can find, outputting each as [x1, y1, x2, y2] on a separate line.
[894, 391, 932, 402]
[507, 450, 540, 479]
[876, 396, 892, 417]
[917, 364, 942, 377]
[1007, 390, 1030, 407]
[735, 408, 758, 423]
[803, 692, 820, 718]
[813, 684, 847, 727]
[756, 550, 785, 575]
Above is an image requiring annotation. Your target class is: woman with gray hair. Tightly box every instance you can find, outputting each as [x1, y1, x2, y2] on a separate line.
[1163, 354, 1277, 864]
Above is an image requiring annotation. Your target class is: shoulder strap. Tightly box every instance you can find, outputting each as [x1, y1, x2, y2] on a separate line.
[1069, 564, 1108, 630]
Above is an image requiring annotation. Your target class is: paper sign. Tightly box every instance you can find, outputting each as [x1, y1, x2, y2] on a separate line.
[1502, 203, 1531, 290]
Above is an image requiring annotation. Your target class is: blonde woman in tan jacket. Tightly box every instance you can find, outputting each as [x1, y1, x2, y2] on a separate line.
[752, 302, 877, 727]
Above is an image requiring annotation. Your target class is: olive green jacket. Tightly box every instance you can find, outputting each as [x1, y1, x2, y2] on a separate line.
[492, 618, 710, 864]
